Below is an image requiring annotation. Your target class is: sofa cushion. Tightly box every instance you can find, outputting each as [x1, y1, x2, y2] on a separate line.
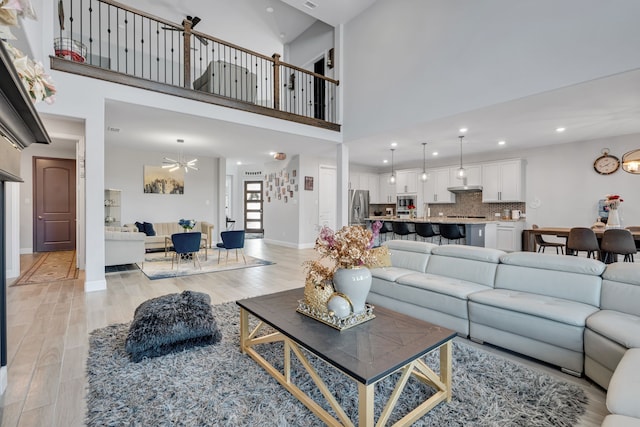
[600, 263, 640, 316]
[601, 414, 640, 427]
[143, 222, 156, 236]
[431, 245, 505, 263]
[586, 310, 640, 349]
[494, 263, 601, 306]
[499, 251, 606, 276]
[382, 240, 432, 272]
[370, 267, 415, 283]
[397, 273, 491, 300]
[468, 289, 599, 327]
[607, 348, 640, 419]
[135, 221, 144, 233]
[602, 262, 640, 286]
[125, 291, 222, 362]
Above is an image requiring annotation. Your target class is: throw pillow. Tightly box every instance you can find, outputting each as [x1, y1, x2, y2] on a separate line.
[125, 290, 222, 362]
[143, 222, 156, 236]
[134, 221, 144, 233]
[366, 246, 392, 268]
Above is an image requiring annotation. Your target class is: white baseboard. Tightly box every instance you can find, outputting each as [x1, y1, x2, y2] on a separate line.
[20, 248, 33, 255]
[6, 267, 19, 279]
[0, 366, 7, 396]
[85, 279, 107, 292]
[262, 239, 314, 249]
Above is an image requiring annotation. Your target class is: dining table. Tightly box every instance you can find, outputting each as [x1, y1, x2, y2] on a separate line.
[522, 227, 640, 253]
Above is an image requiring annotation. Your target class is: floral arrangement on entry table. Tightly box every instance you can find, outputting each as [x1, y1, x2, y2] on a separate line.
[178, 219, 196, 230]
[604, 194, 623, 210]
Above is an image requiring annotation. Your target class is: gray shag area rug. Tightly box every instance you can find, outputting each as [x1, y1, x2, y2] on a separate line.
[87, 301, 588, 426]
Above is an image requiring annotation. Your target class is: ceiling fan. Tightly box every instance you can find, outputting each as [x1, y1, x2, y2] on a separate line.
[161, 15, 209, 46]
[162, 139, 199, 173]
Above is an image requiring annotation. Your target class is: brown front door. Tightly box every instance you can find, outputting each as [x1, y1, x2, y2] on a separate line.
[33, 157, 76, 252]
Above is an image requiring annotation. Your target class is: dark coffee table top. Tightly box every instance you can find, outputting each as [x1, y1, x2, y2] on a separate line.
[236, 288, 456, 385]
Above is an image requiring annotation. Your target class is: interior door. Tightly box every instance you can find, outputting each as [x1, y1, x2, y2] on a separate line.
[313, 58, 326, 120]
[244, 181, 263, 233]
[34, 157, 76, 252]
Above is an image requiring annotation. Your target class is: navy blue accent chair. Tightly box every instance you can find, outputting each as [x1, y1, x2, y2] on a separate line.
[216, 230, 246, 264]
[171, 232, 202, 270]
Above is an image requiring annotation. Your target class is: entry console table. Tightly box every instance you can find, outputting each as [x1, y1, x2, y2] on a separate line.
[237, 289, 456, 426]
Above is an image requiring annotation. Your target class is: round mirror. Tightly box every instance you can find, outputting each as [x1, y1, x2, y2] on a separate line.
[622, 149, 640, 174]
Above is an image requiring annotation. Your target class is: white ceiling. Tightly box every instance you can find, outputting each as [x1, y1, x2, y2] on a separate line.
[100, 0, 640, 171]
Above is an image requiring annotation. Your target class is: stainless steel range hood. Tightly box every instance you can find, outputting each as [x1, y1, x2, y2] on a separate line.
[446, 184, 483, 193]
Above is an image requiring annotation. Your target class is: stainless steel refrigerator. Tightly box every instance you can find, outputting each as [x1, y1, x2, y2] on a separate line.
[349, 190, 370, 226]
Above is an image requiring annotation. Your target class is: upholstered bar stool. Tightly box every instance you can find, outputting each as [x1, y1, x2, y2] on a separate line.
[566, 227, 600, 259]
[415, 222, 439, 243]
[392, 221, 415, 240]
[378, 221, 394, 242]
[601, 229, 637, 263]
[439, 223, 464, 245]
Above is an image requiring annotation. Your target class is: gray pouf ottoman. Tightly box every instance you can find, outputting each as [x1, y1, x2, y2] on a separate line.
[125, 290, 222, 362]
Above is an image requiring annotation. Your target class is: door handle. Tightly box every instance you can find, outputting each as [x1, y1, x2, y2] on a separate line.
[38, 216, 43, 220]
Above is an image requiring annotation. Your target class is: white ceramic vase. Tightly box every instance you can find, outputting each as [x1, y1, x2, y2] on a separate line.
[606, 208, 621, 229]
[332, 266, 372, 315]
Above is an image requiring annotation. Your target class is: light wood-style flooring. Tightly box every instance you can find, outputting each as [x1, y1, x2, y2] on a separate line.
[1, 240, 608, 426]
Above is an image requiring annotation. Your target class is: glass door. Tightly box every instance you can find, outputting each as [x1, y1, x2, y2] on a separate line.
[244, 181, 263, 233]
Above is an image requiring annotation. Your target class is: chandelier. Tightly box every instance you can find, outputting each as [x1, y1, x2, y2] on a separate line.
[162, 139, 198, 173]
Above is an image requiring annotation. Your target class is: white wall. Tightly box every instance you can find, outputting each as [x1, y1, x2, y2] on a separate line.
[287, 21, 334, 74]
[262, 156, 301, 247]
[104, 145, 217, 226]
[342, 0, 640, 141]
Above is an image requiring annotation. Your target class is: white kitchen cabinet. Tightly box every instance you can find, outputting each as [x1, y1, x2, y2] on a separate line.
[367, 173, 380, 203]
[450, 164, 482, 186]
[492, 221, 524, 252]
[482, 159, 524, 202]
[378, 174, 397, 203]
[349, 172, 361, 190]
[424, 167, 456, 204]
[396, 169, 418, 194]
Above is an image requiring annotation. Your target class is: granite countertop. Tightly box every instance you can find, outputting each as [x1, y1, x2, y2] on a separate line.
[367, 217, 525, 224]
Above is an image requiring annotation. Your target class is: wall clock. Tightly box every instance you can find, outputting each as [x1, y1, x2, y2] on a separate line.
[593, 150, 620, 175]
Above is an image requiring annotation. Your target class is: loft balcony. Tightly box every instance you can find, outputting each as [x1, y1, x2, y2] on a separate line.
[50, 0, 340, 132]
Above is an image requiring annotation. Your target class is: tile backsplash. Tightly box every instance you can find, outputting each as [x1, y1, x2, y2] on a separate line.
[427, 192, 525, 219]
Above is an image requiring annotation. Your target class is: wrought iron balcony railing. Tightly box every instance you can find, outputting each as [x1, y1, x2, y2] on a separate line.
[51, 0, 340, 130]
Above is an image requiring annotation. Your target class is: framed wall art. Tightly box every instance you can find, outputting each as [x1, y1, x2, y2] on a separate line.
[143, 165, 184, 194]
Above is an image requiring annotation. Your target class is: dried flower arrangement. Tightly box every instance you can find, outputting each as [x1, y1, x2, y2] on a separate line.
[604, 194, 623, 210]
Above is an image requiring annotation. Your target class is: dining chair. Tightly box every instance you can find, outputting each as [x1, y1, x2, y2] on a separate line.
[439, 223, 465, 245]
[625, 226, 640, 250]
[532, 224, 565, 254]
[566, 227, 600, 259]
[171, 232, 202, 270]
[216, 230, 246, 264]
[415, 222, 439, 243]
[601, 229, 636, 263]
[391, 221, 415, 240]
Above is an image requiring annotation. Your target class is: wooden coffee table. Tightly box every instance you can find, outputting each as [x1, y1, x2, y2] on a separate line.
[237, 289, 456, 426]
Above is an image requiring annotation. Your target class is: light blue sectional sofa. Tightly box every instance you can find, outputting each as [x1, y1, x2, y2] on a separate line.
[368, 240, 640, 426]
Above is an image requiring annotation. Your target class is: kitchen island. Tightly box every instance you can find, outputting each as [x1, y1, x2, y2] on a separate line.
[367, 217, 526, 251]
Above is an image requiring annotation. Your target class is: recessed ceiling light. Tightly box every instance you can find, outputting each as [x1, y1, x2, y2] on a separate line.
[304, 0, 317, 9]
[556, 127, 566, 133]
[432, 151, 439, 156]
[279, 33, 285, 39]
[107, 126, 120, 132]
[266, 6, 274, 12]
[390, 142, 398, 147]
[177, 138, 184, 143]
[236, 161, 242, 165]
[459, 127, 468, 133]
[498, 140, 506, 145]
[269, 151, 276, 156]
[383, 159, 388, 164]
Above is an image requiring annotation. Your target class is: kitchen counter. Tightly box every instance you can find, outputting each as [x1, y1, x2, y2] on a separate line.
[367, 216, 524, 224]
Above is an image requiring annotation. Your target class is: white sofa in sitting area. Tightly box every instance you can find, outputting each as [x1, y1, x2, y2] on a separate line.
[368, 240, 640, 426]
[124, 221, 214, 251]
[105, 226, 145, 266]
